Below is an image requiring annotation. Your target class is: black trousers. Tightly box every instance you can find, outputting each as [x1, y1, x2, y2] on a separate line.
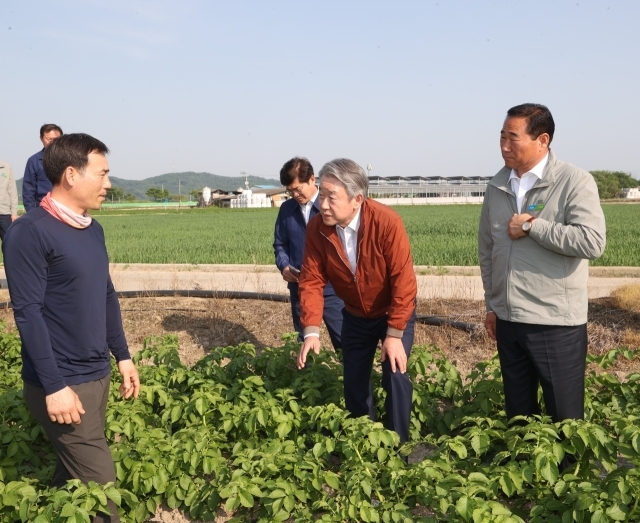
[23, 374, 120, 523]
[0, 214, 12, 241]
[496, 319, 588, 422]
[290, 286, 343, 349]
[341, 308, 416, 444]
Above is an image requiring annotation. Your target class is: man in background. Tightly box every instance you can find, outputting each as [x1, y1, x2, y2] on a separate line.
[274, 157, 343, 350]
[479, 103, 606, 429]
[297, 158, 417, 444]
[23, 123, 63, 211]
[0, 158, 18, 241]
[4, 133, 139, 523]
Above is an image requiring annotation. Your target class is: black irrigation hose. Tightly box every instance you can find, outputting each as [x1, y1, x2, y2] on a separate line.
[0, 290, 481, 332]
[115, 289, 291, 302]
[416, 315, 481, 333]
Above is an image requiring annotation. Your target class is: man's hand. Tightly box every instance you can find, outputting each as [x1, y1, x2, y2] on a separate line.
[381, 336, 407, 373]
[485, 312, 497, 340]
[298, 336, 321, 369]
[118, 359, 140, 399]
[282, 266, 299, 283]
[46, 387, 85, 425]
[507, 213, 533, 240]
[10, 215, 17, 222]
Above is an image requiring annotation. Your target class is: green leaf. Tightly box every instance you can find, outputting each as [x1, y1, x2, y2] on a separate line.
[170, 405, 182, 423]
[238, 490, 254, 508]
[456, 495, 473, 521]
[325, 472, 340, 490]
[468, 472, 489, 484]
[500, 475, 515, 497]
[61, 503, 76, 518]
[245, 484, 263, 498]
[540, 459, 559, 484]
[471, 433, 490, 455]
[277, 422, 292, 438]
[449, 440, 467, 459]
[257, 408, 267, 427]
[195, 397, 205, 416]
[269, 489, 287, 499]
[606, 504, 628, 521]
[378, 448, 389, 462]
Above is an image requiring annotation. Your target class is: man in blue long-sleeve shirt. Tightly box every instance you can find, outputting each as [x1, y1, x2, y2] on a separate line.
[22, 123, 63, 211]
[273, 157, 343, 349]
[4, 133, 138, 523]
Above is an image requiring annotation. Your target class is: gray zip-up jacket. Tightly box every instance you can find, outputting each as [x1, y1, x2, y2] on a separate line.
[478, 150, 606, 326]
[0, 160, 19, 216]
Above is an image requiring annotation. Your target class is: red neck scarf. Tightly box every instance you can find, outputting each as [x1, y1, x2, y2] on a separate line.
[40, 193, 92, 229]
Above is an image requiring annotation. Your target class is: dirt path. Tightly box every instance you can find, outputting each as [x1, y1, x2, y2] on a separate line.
[3, 264, 635, 302]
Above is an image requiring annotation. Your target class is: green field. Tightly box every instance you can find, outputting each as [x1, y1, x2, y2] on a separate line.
[2, 204, 637, 266]
[93, 204, 640, 266]
[2, 333, 640, 522]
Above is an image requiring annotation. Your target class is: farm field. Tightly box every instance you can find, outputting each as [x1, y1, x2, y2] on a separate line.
[0, 204, 636, 266]
[95, 204, 637, 266]
[1, 328, 639, 522]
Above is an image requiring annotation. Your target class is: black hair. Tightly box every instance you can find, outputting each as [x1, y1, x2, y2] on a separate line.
[279, 157, 314, 186]
[43, 133, 109, 185]
[39, 123, 63, 137]
[506, 103, 555, 143]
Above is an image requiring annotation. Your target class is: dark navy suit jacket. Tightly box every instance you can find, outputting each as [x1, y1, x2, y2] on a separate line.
[23, 149, 52, 212]
[273, 196, 335, 297]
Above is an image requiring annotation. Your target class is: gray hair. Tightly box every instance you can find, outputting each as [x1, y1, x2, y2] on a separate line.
[318, 158, 369, 200]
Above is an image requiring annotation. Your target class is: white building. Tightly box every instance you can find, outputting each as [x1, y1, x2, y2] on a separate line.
[368, 175, 491, 205]
[620, 187, 640, 199]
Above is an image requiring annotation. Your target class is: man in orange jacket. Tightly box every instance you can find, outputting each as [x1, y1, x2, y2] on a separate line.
[297, 158, 417, 443]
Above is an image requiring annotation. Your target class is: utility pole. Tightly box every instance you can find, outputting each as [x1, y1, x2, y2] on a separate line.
[178, 179, 181, 208]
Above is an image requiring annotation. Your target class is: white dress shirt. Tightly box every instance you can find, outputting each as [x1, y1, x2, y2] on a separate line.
[336, 208, 361, 274]
[300, 189, 319, 224]
[509, 152, 549, 213]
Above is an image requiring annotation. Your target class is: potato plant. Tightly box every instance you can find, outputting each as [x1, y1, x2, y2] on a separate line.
[1, 324, 639, 522]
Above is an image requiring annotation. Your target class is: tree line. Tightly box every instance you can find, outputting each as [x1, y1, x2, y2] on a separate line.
[107, 171, 639, 203]
[590, 170, 639, 200]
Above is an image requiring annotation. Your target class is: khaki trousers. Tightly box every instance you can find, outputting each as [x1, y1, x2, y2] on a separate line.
[23, 374, 120, 523]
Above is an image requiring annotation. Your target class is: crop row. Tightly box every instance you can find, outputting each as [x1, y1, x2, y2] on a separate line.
[1, 204, 634, 266]
[11, 203, 628, 266]
[1, 324, 639, 522]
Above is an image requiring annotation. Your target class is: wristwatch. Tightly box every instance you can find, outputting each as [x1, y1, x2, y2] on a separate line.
[522, 217, 535, 234]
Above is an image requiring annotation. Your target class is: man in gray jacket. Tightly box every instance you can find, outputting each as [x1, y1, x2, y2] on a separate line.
[0, 159, 19, 242]
[478, 103, 606, 424]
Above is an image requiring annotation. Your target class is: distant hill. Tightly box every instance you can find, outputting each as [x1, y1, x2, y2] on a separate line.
[15, 171, 282, 201]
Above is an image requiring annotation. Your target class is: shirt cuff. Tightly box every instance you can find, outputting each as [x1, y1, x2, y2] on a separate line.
[386, 327, 404, 338]
[303, 326, 320, 337]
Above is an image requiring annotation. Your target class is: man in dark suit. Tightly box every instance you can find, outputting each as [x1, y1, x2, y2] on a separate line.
[23, 123, 63, 211]
[273, 157, 343, 349]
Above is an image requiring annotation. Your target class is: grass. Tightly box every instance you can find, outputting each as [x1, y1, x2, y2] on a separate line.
[1, 204, 637, 265]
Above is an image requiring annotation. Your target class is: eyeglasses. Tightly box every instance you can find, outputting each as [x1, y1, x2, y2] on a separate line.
[286, 185, 306, 196]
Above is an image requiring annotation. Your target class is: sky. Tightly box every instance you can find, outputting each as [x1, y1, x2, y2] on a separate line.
[1, 0, 639, 182]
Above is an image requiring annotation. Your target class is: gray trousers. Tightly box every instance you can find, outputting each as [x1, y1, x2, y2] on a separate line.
[23, 374, 120, 523]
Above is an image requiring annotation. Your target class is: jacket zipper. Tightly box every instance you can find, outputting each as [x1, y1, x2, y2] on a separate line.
[320, 227, 367, 315]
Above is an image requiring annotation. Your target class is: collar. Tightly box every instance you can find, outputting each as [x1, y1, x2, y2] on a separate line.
[490, 149, 557, 193]
[508, 152, 549, 183]
[337, 206, 362, 234]
[304, 188, 319, 208]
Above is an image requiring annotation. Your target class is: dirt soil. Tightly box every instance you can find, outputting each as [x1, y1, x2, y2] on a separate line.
[0, 293, 638, 523]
